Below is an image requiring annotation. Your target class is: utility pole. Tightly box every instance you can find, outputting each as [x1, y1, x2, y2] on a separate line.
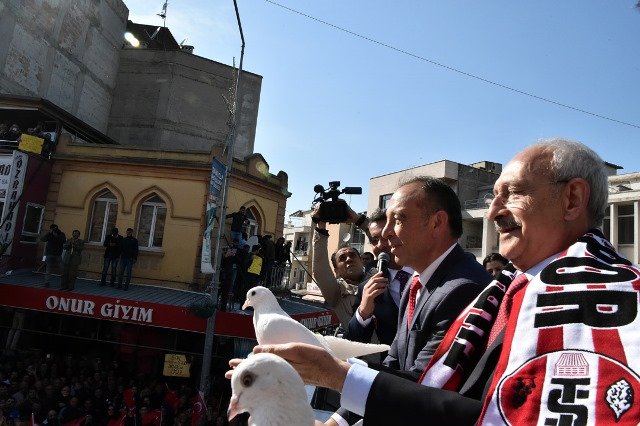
[199, 0, 245, 398]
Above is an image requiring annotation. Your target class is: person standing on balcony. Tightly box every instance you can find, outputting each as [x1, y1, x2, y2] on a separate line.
[61, 230, 84, 291]
[117, 228, 138, 291]
[40, 224, 66, 288]
[100, 227, 123, 287]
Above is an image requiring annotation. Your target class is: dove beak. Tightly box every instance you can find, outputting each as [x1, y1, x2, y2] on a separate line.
[227, 394, 241, 420]
[242, 300, 250, 310]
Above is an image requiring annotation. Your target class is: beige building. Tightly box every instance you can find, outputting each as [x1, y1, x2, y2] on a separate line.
[46, 123, 288, 290]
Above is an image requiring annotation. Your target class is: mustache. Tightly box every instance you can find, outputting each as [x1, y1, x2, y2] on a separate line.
[494, 216, 522, 232]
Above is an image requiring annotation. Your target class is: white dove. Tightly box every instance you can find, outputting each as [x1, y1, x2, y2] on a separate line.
[228, 352, 315, 426]
[242, 286, 390, 359]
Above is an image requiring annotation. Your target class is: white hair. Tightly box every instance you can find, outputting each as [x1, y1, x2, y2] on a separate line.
[533, 138, 608, 228]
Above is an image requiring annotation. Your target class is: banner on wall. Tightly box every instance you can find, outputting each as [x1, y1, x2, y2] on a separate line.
[201, 158, 226, 274]
[0, 151, 28, 255]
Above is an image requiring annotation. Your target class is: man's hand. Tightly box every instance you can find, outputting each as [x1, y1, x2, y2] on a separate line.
[311, 205, 327, 229]
[358, 272, 388, 319]
[225, 358, 244, 380]
[253, 343, 350, 391]
[344, 205, 359, 224]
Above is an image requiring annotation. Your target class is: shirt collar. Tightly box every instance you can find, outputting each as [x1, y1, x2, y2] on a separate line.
[390, 266, 414, 280]
[415, 243, 457, 287]
[520, 251, 563, 280]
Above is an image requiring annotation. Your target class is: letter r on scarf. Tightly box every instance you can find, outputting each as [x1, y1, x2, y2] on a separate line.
[534, 290, 637, 328]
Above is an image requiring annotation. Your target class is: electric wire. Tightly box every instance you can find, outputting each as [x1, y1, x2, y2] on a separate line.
[263, 0, 640, 130]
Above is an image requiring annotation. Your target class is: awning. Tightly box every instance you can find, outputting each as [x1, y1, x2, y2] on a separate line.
[0, 270, 339, 337]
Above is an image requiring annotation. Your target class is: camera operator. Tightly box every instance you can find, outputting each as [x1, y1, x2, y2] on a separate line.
[311, 204, 374, 328]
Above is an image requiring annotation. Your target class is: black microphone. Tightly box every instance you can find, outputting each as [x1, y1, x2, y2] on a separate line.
[375, 253, 391, 304]
[377, 252, 390, 280]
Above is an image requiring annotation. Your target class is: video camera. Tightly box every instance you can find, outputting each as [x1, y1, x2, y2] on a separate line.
[312, 181, 362, 224]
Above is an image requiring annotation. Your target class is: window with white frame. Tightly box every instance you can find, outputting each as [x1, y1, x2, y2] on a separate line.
[88, 191, 118, 243]
[618, 204, 634, 245]
[20, 203, 45, 242]
[138, 195, 166, 248]
[379, 194, 392, 209]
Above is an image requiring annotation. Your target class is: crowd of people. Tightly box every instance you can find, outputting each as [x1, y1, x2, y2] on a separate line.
[226, 138, 639, 425]
[217, 226, 292, 312]
[0, 348, 238, 426]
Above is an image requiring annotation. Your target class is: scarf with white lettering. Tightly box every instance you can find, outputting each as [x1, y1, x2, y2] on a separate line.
[419, 230, 640, 425]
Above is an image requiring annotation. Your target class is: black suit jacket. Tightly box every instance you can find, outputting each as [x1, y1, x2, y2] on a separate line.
[383, 245, 491, 375]
[345, 269, 406, 345]
[363, 331, 505, 425]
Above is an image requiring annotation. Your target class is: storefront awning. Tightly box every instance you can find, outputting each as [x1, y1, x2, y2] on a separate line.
[0, 270, 339, 337]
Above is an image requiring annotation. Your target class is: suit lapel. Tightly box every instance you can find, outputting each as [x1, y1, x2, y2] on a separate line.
[397, 288, 411, 364]
[408, 245, 463, 331]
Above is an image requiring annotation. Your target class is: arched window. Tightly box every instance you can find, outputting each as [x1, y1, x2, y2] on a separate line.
[88, 190, 118, 243]
[137, 195, 166, 248]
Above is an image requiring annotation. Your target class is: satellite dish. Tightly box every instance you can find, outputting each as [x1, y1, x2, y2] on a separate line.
[342, 233, 351, 243]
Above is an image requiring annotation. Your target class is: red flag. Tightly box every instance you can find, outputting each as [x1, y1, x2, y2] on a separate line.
[142, 409, 161, 426]
[123, 388, 136, 409]
[190, 391, 206, 426]
[63, 416, 86, 426]
[163, 385, 179, 414]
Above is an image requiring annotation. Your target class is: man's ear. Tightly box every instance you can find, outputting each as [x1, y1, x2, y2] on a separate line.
[431, 210, 449, 231]
[563, 178, 590, 222]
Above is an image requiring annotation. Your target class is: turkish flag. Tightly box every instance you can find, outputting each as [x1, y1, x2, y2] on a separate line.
[191, 391, 206, 426]
[163, 385, 179, 414]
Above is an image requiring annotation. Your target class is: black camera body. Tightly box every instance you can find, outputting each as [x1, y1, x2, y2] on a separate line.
[312, 181, 362, 224]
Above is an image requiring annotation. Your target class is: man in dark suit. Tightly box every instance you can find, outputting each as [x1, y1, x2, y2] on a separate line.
[346, 186, 489, 375]
[249, 140, 625, 425]
[345, 208, 414, 346]
[332, 179, 490, 426]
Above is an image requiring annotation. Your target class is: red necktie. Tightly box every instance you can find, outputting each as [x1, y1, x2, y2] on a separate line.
[486, 273, 529, 347]
[406, 276, 422, 328]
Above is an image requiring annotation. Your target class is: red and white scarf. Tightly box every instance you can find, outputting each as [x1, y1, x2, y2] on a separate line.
[419, 230, 640, 425]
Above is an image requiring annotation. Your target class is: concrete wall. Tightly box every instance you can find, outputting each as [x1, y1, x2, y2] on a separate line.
[367, 160, 459, 214]
[456, 163, 499, 205]
[107, 49, 262, 158]
[0, 0, 128, 132]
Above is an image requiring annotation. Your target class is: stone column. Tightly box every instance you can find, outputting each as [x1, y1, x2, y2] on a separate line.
[481, 214, 494, 259]
[609, 203, 618, 249]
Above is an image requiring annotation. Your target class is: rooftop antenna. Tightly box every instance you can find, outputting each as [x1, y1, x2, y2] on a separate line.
[179, 38, 188, 47]
[146, 26, 162, 40]
[157, 0, 168, 27]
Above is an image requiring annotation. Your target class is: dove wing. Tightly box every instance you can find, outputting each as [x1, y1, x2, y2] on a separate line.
[323, 335, 390, 360]
[255, 312, 326, 349]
